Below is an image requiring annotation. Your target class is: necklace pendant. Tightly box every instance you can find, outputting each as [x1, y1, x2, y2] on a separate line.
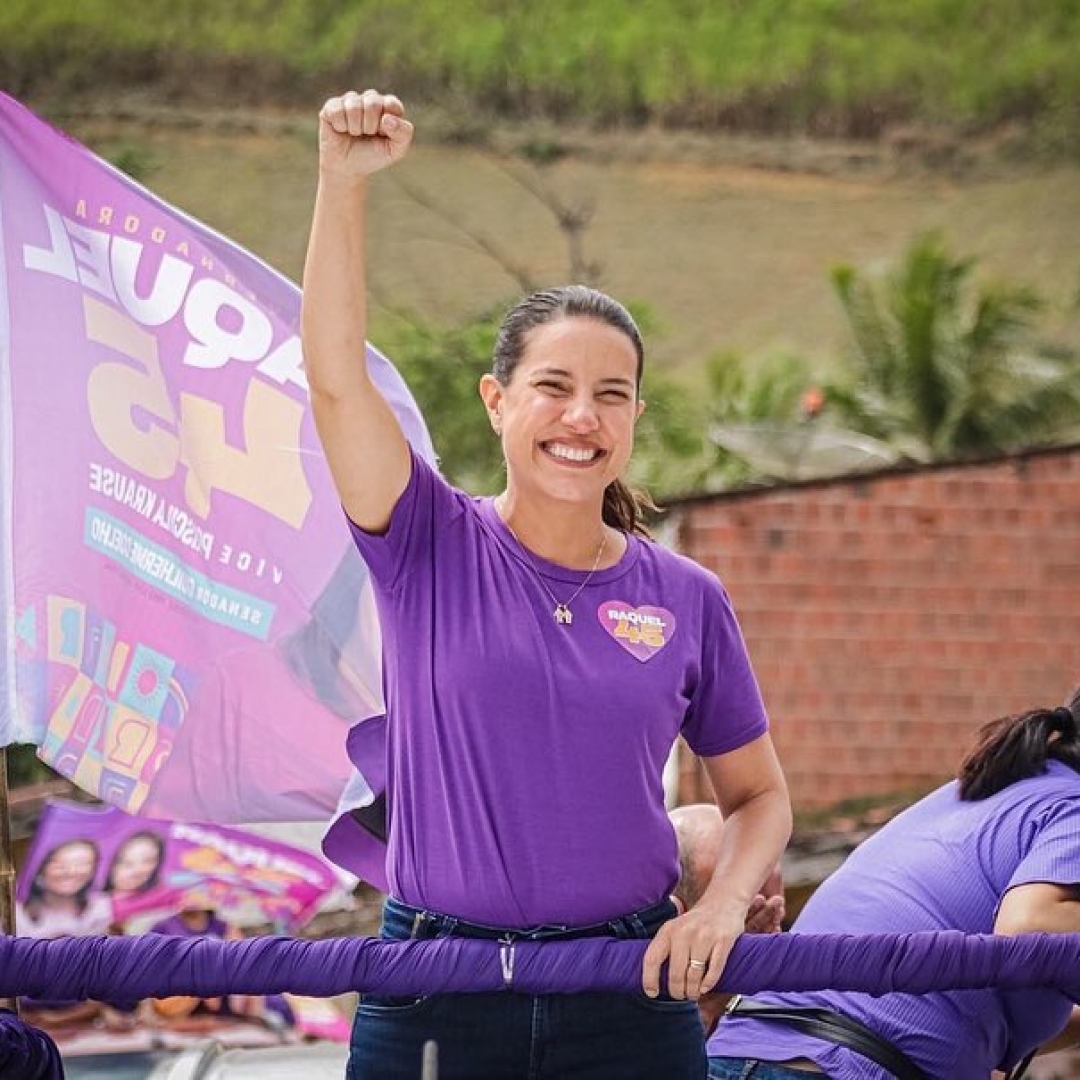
[553, 604, 573, 626]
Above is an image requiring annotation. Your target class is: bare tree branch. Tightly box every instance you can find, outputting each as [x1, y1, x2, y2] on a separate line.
[389, 172, 537, 293]
[491, 156, 603, 284]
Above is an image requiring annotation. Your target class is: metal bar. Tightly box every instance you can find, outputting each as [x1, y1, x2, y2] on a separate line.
[420, 1039, 438, 1080]
[0, 746, 18, 1013]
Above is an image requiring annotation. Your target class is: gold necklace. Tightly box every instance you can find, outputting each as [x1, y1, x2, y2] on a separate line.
[499, 508, 607, 626]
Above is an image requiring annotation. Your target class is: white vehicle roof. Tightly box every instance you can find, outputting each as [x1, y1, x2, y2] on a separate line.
[148, 1041, 349, 1080]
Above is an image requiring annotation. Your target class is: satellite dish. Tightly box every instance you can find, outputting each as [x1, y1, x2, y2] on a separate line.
[709, 421, 902, 481]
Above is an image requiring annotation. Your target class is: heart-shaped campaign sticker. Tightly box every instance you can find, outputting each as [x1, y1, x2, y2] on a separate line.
[598, 602, 675, 662]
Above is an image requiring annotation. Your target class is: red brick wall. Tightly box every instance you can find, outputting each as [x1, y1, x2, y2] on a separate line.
[671, 444, 1080, 812]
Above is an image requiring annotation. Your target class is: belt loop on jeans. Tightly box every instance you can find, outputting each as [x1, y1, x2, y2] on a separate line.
[607, 898, 669, 939]
[408, 909, 454, 940]
[410, 910, 438, 939]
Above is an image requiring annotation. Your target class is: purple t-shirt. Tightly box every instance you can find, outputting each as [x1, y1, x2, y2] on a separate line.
[149, 913, 229, 939]
[348, 451, 768, 927]
[709, 760, 1080, 1078]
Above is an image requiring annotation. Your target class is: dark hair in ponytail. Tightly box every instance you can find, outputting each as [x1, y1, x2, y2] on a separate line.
[957, 686, 1080, 800]
[603, 477, 658, 538]
[492, 285, 656, 538]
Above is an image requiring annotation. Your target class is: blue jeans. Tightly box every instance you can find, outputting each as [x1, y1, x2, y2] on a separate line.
[346, 897, 707, 1080]
[708, 1058, 824, 1079]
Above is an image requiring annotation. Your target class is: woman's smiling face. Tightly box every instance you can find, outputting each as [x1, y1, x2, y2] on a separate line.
[110, 836, 162, 893]
[481, 315, 643, 509]
[40, 841, 97, 897]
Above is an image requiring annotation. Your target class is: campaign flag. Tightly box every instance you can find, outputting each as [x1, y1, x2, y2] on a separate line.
[0, 92, 433, 833]
[17, 799, 343, 932]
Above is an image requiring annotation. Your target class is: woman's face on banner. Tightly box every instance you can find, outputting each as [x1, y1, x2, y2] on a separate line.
[40, 841, 97, 896]
[111, 836, 162, 892]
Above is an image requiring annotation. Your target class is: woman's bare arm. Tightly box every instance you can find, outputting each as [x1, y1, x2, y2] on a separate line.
[301, 89, 415, 533]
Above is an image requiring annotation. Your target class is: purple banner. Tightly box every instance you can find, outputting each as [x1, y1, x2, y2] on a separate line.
[0, 93, 433, 829]
[16, 799, 342, 933]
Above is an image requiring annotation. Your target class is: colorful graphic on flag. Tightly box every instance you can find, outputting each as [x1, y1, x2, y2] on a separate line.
[0, 93, 433, 828]
[17, 800, 343, 932]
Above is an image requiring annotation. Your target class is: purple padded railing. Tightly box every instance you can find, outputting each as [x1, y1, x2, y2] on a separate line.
[1, 929, 1078, 1000]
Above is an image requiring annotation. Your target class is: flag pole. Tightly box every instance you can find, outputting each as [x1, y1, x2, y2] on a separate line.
[0, 746, 18, 1012]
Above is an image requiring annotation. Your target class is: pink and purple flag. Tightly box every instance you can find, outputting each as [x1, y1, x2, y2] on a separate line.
[17, 798, 343, 932]
[0, 92, 432, 855]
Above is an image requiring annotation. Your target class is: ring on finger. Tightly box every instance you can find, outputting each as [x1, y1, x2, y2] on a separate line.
[688, 958, 708, 970]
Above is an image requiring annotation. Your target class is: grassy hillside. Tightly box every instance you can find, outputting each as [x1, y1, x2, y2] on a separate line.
[56, 110, 1080, 379]
[2, 0, 1079, 150]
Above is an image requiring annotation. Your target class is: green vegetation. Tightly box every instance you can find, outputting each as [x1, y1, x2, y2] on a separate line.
[379, 307, 505, 495]
[6, 745, 53, 786]
[384, 232, 1080, 500]
[825, 233, 1080, 461]
[3, 0, 1079, 149]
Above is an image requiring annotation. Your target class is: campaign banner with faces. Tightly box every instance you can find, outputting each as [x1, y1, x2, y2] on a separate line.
[17, 799, 344, 933]
[0, 93, 432, 829]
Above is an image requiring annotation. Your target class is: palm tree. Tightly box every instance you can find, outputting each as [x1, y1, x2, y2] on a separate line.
[827, 232, 1080, 461]
[704, 350, 901, 484]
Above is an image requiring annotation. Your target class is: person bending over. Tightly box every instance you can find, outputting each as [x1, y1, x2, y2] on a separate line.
[707, 686, 1080, 1080]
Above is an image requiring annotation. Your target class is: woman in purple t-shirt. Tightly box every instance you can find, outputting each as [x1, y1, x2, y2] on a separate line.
[301, 89, 792, 1080]
[708, 686, 1080, 1080]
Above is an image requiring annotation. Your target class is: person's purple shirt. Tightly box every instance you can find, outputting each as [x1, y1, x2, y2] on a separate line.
[149, 912, 229, 939]
[0, 1010, 64, 1080]
[709, 760, 1080, 1077]
[348, 450, 768, 927]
